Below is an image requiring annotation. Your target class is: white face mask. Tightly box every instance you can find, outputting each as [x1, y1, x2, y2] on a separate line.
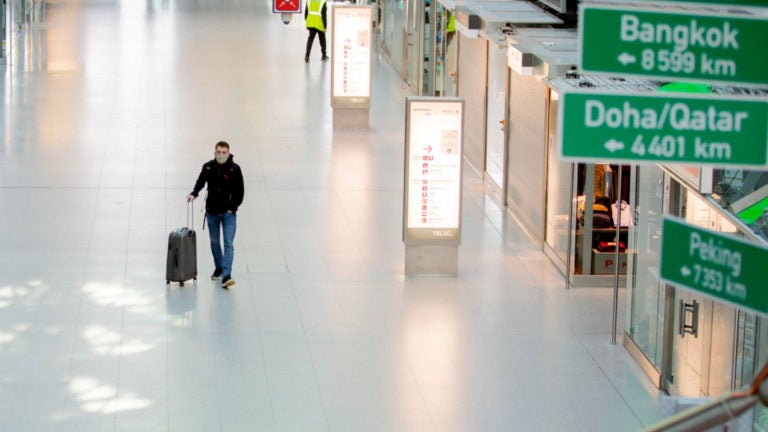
[215, 154, 228, 164]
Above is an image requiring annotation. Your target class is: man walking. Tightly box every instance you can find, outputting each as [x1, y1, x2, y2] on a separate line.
[187, 141, 244, 289]
[304, 0, 328, 62]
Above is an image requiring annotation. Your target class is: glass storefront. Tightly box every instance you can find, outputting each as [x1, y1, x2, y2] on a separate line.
[404, 0, 424, 89]
[432, 3, 456, 97]
[380, 0, 405, 74]
[627, 165, 666, 370]
[625, 170, 767, 429]
[421, 0, 433, 95]
[572, 163, 631, 280]
[754, 318, 768, 430]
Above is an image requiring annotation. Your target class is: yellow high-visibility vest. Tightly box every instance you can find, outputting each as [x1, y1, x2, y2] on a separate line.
[306, 0, 326, 31]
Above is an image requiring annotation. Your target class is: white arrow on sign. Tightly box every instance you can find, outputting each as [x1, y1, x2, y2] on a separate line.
[604, 139, 625, 153]
[618, 52, 636, 66]
[681, 266, 692, 277]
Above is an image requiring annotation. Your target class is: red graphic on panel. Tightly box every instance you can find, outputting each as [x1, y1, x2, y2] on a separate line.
[273, 0, 301, 13]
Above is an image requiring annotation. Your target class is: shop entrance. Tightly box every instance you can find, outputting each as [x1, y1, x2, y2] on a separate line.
[667, 190, 738, 399]
[668, 291, 717, 397]
[457, 34, 487, 174]
[403, 0, 425, 90]
[663, 188, 759, 430]
[504, 70, 549, 245]
[483, 42, 507, 193]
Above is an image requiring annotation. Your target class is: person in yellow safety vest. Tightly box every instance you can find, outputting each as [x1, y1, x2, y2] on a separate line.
[304, 0, 328, 63]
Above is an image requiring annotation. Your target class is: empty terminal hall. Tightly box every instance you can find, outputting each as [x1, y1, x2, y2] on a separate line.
[1, 0, 767, 431]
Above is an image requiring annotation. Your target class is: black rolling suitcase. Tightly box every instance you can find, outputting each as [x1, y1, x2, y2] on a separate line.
[166, 201, 197, 286]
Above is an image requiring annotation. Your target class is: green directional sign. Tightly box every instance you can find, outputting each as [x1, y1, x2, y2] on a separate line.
[660, 217, 768, 315]
[559, 91, 768, 166]
[579, 5, 768, 87]
[638, 0, 768, 6]
[640, 0, 768, 8]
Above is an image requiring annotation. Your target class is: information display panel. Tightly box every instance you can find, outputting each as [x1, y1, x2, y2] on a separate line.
[331, 6, 373, 109]
[403, 97, 464, 245]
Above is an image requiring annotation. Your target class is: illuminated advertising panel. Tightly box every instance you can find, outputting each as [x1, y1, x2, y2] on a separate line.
[331, 6, 373, 109]
[403, 97, 464, 244]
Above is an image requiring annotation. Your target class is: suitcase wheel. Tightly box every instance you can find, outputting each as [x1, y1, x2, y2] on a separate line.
[179, 281, 184, 287]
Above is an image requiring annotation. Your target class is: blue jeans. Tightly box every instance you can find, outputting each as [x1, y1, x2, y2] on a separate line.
[207, 212, 237, 277]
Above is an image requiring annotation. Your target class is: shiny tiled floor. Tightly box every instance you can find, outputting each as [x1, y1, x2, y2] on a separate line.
[1, 0, 666, 430]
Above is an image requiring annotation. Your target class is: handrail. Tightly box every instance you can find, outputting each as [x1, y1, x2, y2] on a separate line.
[645, 360, 768, 432]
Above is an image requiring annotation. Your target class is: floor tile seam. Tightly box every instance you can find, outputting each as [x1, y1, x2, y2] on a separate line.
[206, 303, 226, 432]
[472, 189, 538, 255]
[164, 286, 171, 432]
[0, 186, 108, 190]
[288, 277, 333, 431]
[113, 240, 164, 429]
[64, 362, 122, 430]
[63, 176, 114, 418]
[103, 173, 137, 431]
[107, 318, 125, 432]
[58, 310, 86, 432]
[103, 212, 131, 432]
[302, 188, 365, 276]
[506, 235, 576, 324]
[164, 113, 173, 237]
[406, 359, 440, 432]
[572, 331, 650, 428]
[327, 186, 390, 256]
[243, 272, 279, 431]
[126, 112, 142, 193]
[314, 187, 361, 253]
[263, 190, 287, 255]
[328, 262, 361, 335]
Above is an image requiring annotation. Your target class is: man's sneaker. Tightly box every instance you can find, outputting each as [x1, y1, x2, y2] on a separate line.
[221, 275, 235, 289]
[211, 268, 223, 280]
[321, 55, 329, 61]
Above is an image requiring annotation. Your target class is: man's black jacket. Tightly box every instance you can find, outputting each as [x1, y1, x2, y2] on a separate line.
[190, 155, 244, 215]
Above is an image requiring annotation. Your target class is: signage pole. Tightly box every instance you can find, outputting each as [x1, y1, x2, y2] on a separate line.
[565, 163, 575, 290]
[611, 166, 622, 344]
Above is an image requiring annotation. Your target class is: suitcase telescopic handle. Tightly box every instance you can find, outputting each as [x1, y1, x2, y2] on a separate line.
[187, 200, 193, 229]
